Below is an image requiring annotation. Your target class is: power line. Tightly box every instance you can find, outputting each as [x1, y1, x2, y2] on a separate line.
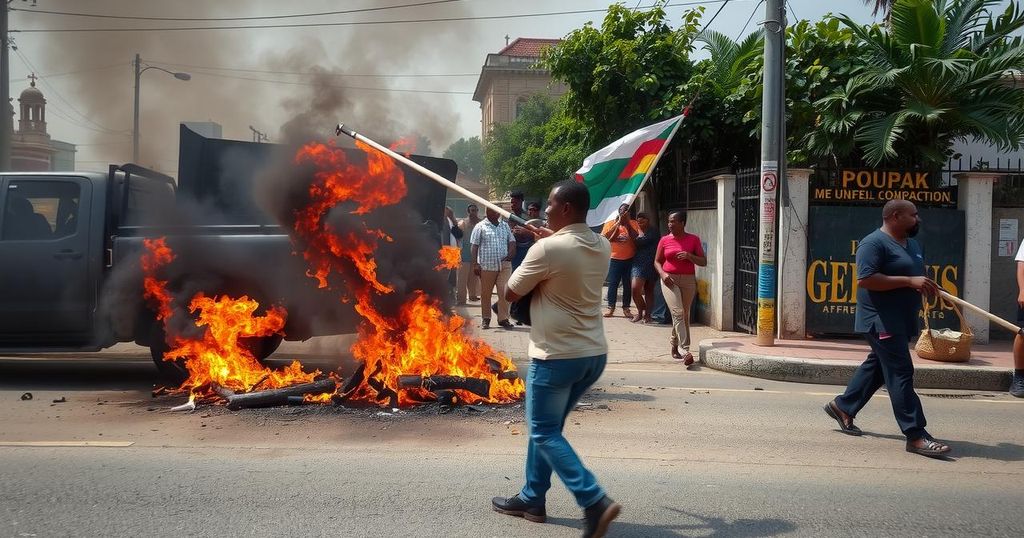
[189, 69, 474, 95]
[9, 0, 464, 22]
[8, 62, 124, 83]
[737, 0, 765, 40]
[702, 0, 731, 33]
[146, 60, 477, 78]
[11, 1, 752, 33]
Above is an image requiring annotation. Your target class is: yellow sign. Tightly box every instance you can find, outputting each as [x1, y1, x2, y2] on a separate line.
[812, 170, 956, 205]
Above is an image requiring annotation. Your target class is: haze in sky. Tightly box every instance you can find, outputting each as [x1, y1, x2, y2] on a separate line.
[5, 0, 883, 174]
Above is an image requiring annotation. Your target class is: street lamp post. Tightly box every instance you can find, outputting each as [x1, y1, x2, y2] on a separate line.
[132, 53, 190, 163]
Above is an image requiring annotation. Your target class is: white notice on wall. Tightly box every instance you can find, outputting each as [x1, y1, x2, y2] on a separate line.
[998, 219, 1018, 257]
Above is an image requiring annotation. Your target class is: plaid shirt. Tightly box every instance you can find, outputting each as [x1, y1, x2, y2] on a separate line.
[470, 219, 514, 271]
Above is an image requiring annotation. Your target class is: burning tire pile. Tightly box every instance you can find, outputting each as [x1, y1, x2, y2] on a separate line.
[144, 139, 524, 412]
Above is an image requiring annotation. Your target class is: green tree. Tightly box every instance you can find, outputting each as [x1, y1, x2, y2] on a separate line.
[442, 136, 484, 179]
[483, 96, 587, 197]
[735, 17, 868, 164]
[543, 2, 702, 149]
[812, 0, 1024, 167]
[679, 28, 765, 168]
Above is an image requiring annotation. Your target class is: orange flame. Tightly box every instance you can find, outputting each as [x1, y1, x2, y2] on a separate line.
[141, 238, 175, 322]
[164, 293, 320, 394]
[142, 240, 323, 400]
[294, 140, 524, 406]
[436, 246, 462, 270]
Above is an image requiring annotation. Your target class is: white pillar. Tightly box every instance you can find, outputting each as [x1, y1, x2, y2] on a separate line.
[714, 174, 736, 331]
[779, 168, 811, 339]
[956, 172, 1000, 344]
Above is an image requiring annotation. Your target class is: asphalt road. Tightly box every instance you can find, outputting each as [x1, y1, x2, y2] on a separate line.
[1, 355, 1022, 537]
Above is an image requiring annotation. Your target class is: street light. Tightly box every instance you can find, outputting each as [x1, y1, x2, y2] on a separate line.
[132, 53, 190, 163]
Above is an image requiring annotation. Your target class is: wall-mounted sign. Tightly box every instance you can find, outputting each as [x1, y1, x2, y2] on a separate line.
[811, 170, 957, 206]
[806, 206, 965, 335]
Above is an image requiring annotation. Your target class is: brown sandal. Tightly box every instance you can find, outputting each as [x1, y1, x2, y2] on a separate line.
[671, 346, 683, 360]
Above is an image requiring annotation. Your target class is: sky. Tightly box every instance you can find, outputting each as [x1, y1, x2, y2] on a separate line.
[5, 0, 885, 175]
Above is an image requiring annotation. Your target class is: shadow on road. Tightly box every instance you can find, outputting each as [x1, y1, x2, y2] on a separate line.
[0, 358, 158, 391]
[860, 430, 1024, 462]
[547, 507, 797, 537]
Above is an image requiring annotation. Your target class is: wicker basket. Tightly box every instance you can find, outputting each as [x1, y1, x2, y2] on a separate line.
[914, 296, 973, 363]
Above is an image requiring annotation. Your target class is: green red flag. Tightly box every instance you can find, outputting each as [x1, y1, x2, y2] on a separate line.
[575, 115, 684, 227]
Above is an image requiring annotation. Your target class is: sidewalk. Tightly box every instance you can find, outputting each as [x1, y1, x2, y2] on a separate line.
[699, 336, 1016, 392]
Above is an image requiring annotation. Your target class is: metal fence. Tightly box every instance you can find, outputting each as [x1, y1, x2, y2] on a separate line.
[651, 158, 725, 211]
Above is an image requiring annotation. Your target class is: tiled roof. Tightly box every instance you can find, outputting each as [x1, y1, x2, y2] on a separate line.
[497, 38, 562, 58]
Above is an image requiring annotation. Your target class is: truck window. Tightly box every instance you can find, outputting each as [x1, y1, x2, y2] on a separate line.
[2, 181, 80, 241]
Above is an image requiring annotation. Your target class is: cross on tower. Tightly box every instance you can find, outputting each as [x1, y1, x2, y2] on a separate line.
[27, 73, 38, 87]
[505, 34, 510, 46]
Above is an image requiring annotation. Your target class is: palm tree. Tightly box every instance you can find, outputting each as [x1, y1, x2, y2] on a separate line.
[696, 29, 765, 94]
[864, 0, 895, 18]
[810, 0, 1024, 167]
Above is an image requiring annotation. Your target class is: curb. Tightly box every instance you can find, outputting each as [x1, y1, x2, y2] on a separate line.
[698, 341, 1013, 392]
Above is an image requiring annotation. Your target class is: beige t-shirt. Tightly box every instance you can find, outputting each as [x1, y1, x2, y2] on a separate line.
[507, 223, 611, 360]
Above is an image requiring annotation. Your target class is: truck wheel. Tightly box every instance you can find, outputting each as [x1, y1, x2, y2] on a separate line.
[149, 325, 188, 385]
[244, 335, 283, 362]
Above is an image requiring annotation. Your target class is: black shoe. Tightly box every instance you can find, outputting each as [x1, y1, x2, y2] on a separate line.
[823, 400, 862, 436]
[492, 494, 546, 523]
[481, 318, 490, 330]
[582, 495, 620, 538]
[497, 319, 514, 329]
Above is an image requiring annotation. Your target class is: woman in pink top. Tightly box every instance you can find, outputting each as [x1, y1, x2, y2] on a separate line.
[654, 210, 707, 365]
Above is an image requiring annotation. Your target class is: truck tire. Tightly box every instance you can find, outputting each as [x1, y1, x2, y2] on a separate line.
[244, 335, 283, 361]
[149, 325, 188, 385]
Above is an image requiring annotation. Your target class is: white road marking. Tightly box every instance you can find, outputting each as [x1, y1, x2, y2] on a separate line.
[0, 441, 134, 447]
[614, 385, 1024, 404]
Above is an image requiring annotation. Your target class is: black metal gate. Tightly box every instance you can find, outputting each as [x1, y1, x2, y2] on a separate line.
[734, 166, 760, 334]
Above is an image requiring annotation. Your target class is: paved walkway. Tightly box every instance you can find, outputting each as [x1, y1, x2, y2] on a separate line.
[700, 336, 1016, 392]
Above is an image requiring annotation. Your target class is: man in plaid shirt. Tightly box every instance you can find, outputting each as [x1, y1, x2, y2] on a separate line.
[471, 207, 516, 329]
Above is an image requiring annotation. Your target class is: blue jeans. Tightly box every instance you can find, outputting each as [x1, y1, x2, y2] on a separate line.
[519, 355, 607, 509]
[606, 258, 633, 309]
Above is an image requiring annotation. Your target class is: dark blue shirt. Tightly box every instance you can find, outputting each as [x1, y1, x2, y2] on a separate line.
[854, 229, 925, 335]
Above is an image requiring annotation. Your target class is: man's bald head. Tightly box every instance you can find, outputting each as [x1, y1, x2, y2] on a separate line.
[881, 199, 922, 238]
[882, 199, 915, 220]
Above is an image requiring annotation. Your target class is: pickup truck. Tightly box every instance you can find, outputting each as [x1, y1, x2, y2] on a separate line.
[0, 126, 451, 377]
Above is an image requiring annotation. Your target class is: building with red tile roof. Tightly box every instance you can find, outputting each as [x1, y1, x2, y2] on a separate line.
[472, 37, 568, 140]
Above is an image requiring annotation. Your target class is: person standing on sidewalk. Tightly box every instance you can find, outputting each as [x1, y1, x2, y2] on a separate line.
[457, 204, 482, 305]
[654, 210, 706, 365]
[491, 180, 621, 538]
[823, 200, 952, 458]
[509, 191, 534, 271]
[601, 203, 639, 318]
[471, 207, 515, 330]
[1010, 240, 1024, 397]
[629, 212, 659, 323]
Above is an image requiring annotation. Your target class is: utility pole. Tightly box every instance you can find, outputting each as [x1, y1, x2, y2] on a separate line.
[3, 0, 36, 171]
[1, 2, 11, 171]
[132, 53, 140, 162]
[755, 0, 786, 346]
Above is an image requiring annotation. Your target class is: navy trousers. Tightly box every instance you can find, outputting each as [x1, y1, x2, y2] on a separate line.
[834, 331, 929, 440]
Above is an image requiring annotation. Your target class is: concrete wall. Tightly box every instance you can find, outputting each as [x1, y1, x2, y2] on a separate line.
[990, 207, 1024, 340]
[686, 209, 718, 326]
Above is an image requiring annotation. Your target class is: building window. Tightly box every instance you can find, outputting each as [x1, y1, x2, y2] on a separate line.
[514, 96, 528, 119]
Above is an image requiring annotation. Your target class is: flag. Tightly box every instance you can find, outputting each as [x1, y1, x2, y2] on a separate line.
[575, 115, 684, 227]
